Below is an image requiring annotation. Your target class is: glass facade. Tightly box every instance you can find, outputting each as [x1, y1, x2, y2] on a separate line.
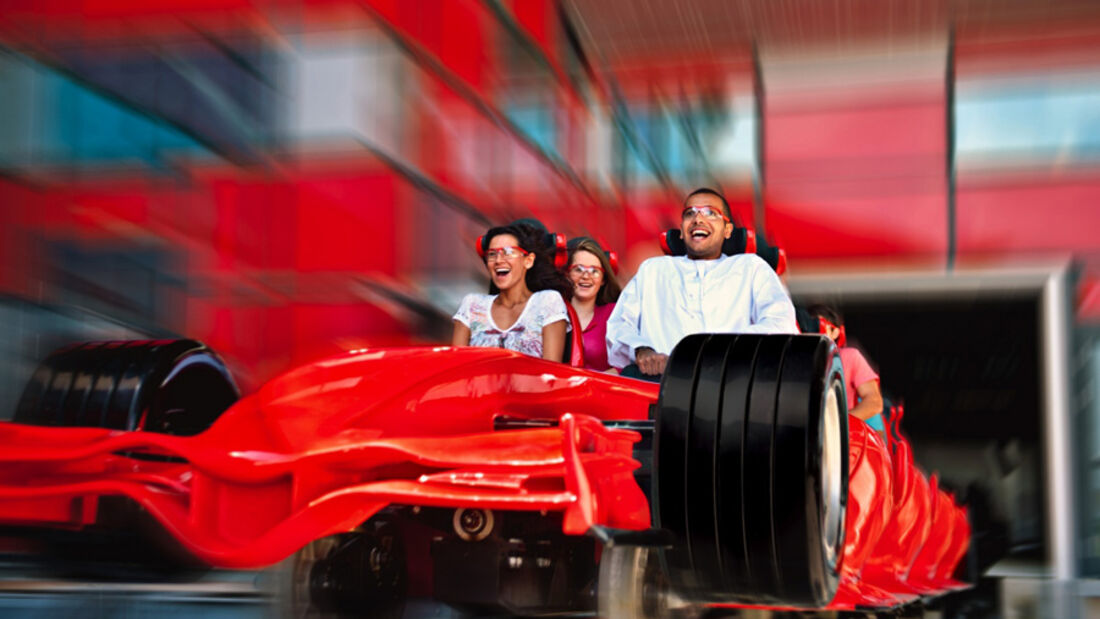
[957, 72, 1100, 169]
[0, 52, 211, 172]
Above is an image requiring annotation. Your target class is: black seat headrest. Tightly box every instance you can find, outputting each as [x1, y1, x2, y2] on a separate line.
[795, 305, 846, 344]
[753, 234, 788, 276]
[659, 228, 788, 276]
[795, 306, 820, 335]
[659, 227, 756, 258]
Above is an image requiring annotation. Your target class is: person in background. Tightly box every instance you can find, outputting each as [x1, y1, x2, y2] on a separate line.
[808, 304, 885, 430]
[565, 237, 621, 372]
[452, 223, 572, 361]
[606, 187, 798, 380]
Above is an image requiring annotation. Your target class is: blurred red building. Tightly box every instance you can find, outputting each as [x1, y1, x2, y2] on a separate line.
[2, 2, 1099, 379]
[3, 1, 1100, 611]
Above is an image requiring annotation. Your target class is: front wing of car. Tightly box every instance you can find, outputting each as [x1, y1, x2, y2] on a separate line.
[0, 412, 648, 568]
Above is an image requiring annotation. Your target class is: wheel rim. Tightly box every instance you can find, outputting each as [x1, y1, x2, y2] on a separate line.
[599, 546, 672, 619]
[640, 548, 670, 618]
[821, 376, 845, 569]
[291, 537, 337, 618]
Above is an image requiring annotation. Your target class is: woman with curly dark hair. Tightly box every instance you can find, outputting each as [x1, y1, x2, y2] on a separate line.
[566, 237, 621, 372]
[452, 223, 573, 360]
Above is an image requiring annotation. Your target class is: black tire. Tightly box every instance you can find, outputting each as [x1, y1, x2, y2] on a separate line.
[654, 333, 848, 608]
[278, 522, 408, 619]
[14, 339, 239, 435]
[653, 334, 708, 591]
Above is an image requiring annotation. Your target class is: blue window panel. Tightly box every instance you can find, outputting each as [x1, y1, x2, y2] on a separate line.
[15, 53, 208, 170]
[508, 105, 556, 156]
[957, 80, 1100, 165]
[621, 107, 701, 181]
[625, 111, 654, 179]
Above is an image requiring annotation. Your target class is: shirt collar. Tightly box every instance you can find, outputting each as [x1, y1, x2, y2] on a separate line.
[675, 253, 728, 271]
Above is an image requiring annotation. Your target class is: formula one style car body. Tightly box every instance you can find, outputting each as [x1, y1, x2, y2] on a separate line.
[0, 335, 969, 616]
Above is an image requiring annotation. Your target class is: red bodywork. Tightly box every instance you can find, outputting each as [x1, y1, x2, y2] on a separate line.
[829, 408, 972, 610]
[0, 346, 968, 610]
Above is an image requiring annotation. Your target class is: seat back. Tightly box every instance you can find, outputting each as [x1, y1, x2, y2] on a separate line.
[795, 305, 819, 334]
[659, 227, 787, 276]
[659, 227, 756, 257]
[562, 299, 585, 367]
[753, 233, 788, 276]
[793, 307, 846, 345]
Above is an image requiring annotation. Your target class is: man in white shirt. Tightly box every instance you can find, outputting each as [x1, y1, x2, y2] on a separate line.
[606, 188, 798, 378]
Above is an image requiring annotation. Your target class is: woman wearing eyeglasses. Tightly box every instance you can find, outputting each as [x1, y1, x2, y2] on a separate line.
[452, 224, 573, 360]
[565, 237, 621, 372]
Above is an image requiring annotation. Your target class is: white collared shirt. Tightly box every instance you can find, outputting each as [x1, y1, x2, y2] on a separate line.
[605, 253, 798, 368]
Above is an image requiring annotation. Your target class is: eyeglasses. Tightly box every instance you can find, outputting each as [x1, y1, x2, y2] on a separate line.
[484, 246, 529, 262]
[568, 264, 604, 278]
[682, 205, 730, 223]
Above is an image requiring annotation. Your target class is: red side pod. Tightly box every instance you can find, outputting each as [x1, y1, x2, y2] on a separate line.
[904, 471, 936, 576]
[861, 439, 929, 595]
[860, 401, 972, 601]
[842, 417, 896, 579]
[828, 416, 910, 610]
[931, 506, 972, 590]
[904, 475, 948, 593]
[908, 489, 960, 592]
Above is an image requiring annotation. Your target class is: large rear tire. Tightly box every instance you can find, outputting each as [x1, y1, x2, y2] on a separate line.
[654, 333, 848, 608]
[14, 339, 238, 435]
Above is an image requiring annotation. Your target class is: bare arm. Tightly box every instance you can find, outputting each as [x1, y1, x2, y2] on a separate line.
[452, 321, 471, 347]
[849, 379, 884, 421]
[542, 320, 567, 361]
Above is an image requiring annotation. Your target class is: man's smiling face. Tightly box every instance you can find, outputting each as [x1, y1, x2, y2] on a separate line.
[680, 192, 733, 260]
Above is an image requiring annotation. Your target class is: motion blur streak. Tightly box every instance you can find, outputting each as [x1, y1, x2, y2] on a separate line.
[3, 1, 1100, 616]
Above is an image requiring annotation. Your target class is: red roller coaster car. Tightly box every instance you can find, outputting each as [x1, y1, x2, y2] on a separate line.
[0, 334, 969, 617]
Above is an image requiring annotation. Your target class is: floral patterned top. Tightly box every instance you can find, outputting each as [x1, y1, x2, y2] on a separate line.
[453, 290, 570, 358]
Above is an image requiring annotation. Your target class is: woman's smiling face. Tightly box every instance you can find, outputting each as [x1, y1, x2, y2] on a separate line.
[568, 249, 604, 303]
[485, 234, 534, 292]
